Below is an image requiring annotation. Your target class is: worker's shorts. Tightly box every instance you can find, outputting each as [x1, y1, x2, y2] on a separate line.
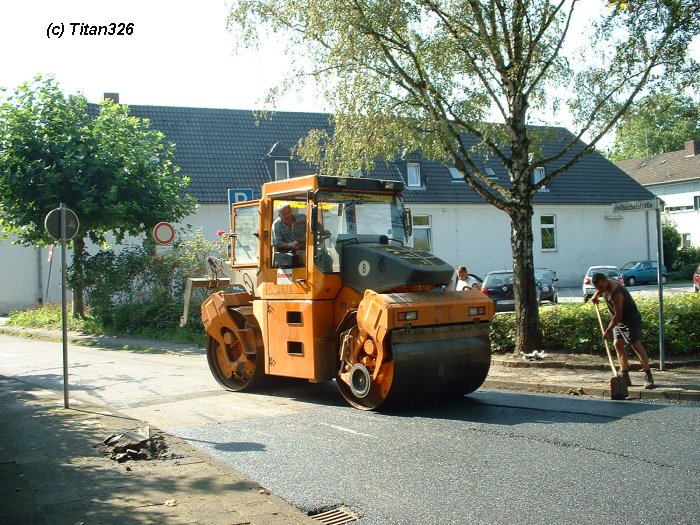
[613, 316, 642, 343]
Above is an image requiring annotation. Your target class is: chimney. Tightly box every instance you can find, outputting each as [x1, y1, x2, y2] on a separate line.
[685, 139, 699, 158]
[103, 92, 119, 104]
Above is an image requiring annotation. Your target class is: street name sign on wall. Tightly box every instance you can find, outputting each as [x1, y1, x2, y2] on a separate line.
[611, 199, 659, 213]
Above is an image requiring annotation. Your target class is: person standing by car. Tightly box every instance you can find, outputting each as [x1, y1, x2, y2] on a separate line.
[456, 265, 480, 291]
[591, 272, 654, 389]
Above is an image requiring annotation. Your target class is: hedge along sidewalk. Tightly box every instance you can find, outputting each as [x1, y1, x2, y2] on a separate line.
[489, 293, 700, 355]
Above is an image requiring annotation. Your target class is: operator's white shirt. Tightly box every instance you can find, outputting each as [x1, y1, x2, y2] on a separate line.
[456, 276, 479, 291]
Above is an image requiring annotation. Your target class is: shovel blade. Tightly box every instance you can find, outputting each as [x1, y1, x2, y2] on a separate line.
[610, 375, 628, 400]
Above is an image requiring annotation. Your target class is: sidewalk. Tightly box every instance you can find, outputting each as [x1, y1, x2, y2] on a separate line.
[0, 324, 698, 525]
[0, 374, 318, 525]
[486, 352, 700, 403]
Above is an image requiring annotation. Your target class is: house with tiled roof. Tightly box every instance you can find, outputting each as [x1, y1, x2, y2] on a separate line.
[1, 104, 658, 313]
[616, 140, 700, 248]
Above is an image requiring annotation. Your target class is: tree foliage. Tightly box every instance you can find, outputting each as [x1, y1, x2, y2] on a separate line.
[608, 93, 700, 161]
[227, 0, 699, 351]
[0, 76, 197, 315]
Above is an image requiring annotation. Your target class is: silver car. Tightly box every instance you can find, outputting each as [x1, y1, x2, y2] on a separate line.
[582, 265, 624, 302]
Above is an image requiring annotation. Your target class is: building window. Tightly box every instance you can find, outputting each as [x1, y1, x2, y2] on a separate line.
[407, 162, 421, 187]
[412, 215, 431, 251]
[533, 167, 549, 191]
[682, 233, 692, 248]
[448, 166, 462, 181]
[694, 195, 700, 210]
[275, 161, 289, 180]
[540, 215, 556, 250]
[485, 167, 497, 179]
[665, 204, 694, 213]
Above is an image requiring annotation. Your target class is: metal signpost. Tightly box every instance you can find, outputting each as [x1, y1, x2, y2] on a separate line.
[612, 198, 666, 370]
[44, 204, 79, 408]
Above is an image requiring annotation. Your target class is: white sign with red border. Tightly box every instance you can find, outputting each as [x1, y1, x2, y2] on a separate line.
[153, 222, 176, 245]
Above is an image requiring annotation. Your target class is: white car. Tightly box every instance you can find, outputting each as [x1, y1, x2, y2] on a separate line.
[582, 265, 624, 302]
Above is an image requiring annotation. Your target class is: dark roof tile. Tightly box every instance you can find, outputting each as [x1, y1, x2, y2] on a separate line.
[101, 104, 654, 205]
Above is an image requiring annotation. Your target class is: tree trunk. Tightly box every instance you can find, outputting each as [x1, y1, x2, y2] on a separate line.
[71, 236, 85, 318]
[509, 203, 542, 354]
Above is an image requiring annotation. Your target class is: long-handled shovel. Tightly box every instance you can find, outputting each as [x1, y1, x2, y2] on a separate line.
[594, 302, 628, 400]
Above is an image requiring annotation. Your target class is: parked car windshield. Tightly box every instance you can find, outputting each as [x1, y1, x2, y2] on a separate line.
[587, 267, 621, 278]
[535, 268, 552, 281]
[620, 261, 636, 270]
[483, 272, 513, 287]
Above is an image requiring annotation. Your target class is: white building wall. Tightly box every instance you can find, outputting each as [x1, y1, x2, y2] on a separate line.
[0, 201, 656, 313]
[0, 205, 229, 315]
[647, 180, 700, 248]
[407, 203, 657, 287]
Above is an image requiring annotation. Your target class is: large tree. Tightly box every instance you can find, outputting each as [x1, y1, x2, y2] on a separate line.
[0, 76, 196, 316]
[608, 93, 700, 161]
[228, 0, 698, 352]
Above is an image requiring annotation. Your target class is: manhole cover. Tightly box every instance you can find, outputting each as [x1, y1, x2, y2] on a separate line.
[309, 505, 359, 524]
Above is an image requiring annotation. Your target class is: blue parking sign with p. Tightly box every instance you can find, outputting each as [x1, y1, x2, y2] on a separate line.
[228, 188, 254, 209]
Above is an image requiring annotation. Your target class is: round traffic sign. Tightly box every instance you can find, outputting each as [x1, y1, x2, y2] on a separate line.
[153, 221, 176, 245]
[44, 207, 80, 241]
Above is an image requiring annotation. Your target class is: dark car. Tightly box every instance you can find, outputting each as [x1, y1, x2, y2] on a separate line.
[620, 259, 667, 286]
[535, 268, 559, 303]
[481, 270, 541, 312]
[694, 263, 700, 293]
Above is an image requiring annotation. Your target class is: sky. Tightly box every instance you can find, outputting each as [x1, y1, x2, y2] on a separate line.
[2, 1, 698, 137]
[1, 0, 328, 111]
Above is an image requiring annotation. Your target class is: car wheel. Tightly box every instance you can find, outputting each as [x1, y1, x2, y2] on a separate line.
[628, 277, 636, 286]
[661, 275, 667, 285]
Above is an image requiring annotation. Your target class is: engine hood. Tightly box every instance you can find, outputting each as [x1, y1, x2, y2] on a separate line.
[340, 243, 454, 293]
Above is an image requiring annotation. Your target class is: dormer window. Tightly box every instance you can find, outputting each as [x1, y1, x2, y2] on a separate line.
[275, 160, 289, 180]
[266, 142, 292, 181]
[407, 162, 421, 187]
[533, 166, 549, 191]
[448, 166, 462, 181]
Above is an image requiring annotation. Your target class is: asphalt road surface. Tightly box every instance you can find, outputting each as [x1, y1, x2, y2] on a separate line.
[172, 388, 699, 525]
[1, 334, 698, 524]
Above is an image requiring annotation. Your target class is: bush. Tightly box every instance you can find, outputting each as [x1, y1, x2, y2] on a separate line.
[490, 293, 700, 357]
[63, 230, 220, 342]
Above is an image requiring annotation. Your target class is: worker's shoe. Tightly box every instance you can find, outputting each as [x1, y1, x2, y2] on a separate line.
[620, 370, 632, 387]
[643, 370, 655, 389]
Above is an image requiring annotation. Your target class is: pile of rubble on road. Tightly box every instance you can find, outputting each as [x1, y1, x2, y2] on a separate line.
[98, 427, 183, 462]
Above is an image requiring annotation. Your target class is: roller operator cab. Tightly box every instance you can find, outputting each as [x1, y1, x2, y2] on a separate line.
[187, 175, 495, 410]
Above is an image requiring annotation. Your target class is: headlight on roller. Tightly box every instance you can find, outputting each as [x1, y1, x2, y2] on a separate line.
[398, 311, 418, 321]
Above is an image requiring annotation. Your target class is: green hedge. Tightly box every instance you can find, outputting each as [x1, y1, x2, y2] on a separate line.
[491, 293, 700, 356]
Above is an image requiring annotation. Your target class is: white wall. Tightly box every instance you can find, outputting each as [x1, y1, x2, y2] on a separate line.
[0, 202, 655, 312]
[647, 180, 700, 248]
[408, 203, 656, 287]
[0, 205, 228, 315]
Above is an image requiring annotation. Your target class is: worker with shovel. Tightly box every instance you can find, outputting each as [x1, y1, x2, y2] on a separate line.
[591, 272, 654, 389]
